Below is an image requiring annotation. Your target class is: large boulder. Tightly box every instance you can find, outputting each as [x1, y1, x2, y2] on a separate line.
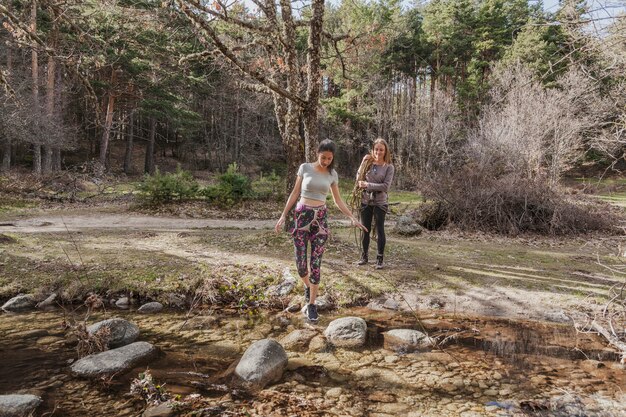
[383, 329, 434, 353]
[394, 215, 423, 236]
[0, 394, 42, 417]
[87, 318, 139, 348]
[1, 295, 36, 312]
[324, 317, 367, 348]
[235, 339, 288, 389]
[71, 341, 158, 378]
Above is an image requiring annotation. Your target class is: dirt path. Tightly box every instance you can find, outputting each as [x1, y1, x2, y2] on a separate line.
[0, 213, 276, 233]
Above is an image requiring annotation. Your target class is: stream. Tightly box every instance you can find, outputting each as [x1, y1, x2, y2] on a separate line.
[1, 307, 625, 417]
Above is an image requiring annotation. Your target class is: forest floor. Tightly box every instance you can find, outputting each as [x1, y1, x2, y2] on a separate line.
[1, 196, 624, 327]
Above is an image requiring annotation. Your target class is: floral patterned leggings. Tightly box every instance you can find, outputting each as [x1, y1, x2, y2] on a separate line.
[291, 203, 329, 285]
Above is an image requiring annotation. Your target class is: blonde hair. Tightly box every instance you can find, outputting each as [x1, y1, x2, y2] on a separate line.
[370, 138, 392, 164]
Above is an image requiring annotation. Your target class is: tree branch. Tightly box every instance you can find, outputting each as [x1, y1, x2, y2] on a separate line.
[175, 0, 306, 107]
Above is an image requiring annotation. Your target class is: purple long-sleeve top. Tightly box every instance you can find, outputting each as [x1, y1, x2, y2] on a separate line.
[360, 163, 395, 206]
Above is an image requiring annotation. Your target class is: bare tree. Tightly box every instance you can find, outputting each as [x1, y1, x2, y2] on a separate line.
[469, 63, 608, 185]
[175, 0, 326, 191]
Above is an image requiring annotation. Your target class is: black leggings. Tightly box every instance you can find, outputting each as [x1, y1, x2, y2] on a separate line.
[360, 204, 387, 256]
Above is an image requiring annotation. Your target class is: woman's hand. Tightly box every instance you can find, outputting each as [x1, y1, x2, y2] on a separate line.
[351, 217, 368, 233]
[275, 215, 286, 233]
[358, 180, 368, 189]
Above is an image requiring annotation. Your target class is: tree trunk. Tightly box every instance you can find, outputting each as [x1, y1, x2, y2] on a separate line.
[124, 111, 134, 174]
[52, 148, 61, 171]
[43, 11, 57, 174]
[144, 118, 156, 174]
[303, 0, 324, 162]
[31, 0, 41, 175]
[3, 2, 13, 173]
[273, 93, 304, 194]
[1, 142, 10, 172]
[52, 65, 63, 171]
[99, 69, 117, 169]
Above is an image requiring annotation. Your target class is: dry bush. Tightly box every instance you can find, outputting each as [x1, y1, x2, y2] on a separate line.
[413, 200, 449, 231]
[471, 63, 609, 186]
[419, 167, 621, 235]
[62, 294, 110, 358]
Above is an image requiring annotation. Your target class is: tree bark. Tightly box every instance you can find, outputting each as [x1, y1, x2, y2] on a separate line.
[124, 111, 134, 174]
[302, 0, 324, 162]
[43, 12, 57, 174]
[2, 1, 13, 172]
[31, 0, 41, 175]
[99, 69, 117, 169]
[144, 117, 156, 174]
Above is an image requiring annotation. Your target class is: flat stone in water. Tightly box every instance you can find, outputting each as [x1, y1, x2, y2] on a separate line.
[87, 318, 139, 348]
[280, 329, 317, 352]
[71, 341, 158, 378]
[138, 302, 164, 314]
[0, 394, 42, 417]
[383, 329, 434, 353]
[143, 401, 175, 417]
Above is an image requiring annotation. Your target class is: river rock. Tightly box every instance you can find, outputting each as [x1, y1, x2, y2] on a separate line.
[1, 295, 36, 312]
[36, 293, 58, 309]
[280, 329, 317, 352]
[285, 299, 302, 313]
[268, 268, 297, 297]
[143, 401, 175, 417]
[383, 329, 434, 353]
[308, 335, 328, 353]
[315, 295, 333, 311]
[88, 318, 139, 348]
[235, 339, 288, 389]
[394, 215, 422, 236]
[115, 297, 130, 308]
[0, 394, 42, 417]
[138, 302, 164, 314]
[71, 341, 157, 378]
[324, 317, 367, 348]
[383, 299, 400, 310]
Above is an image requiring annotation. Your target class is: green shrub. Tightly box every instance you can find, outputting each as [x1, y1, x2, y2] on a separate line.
[201, 163, 253, 207]
[252, 170, 283, 200]
[137, 166, 199, 204]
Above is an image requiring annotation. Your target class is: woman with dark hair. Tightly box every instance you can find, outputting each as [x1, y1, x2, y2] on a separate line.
[355, 138, 394, 269]
[275, 139, 367, 322]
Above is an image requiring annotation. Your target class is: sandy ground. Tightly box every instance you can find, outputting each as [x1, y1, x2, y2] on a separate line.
[1, 211, 623, 327]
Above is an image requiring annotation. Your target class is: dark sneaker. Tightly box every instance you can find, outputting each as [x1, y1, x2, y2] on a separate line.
[304, 286, 310, 303]
[356, 256, 368, 265]
[305, 304, 319, 322]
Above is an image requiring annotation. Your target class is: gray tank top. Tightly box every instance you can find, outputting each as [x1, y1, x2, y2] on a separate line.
[298, 163, 338, 201]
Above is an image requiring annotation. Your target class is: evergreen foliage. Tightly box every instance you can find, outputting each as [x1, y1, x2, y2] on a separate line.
[137, 166, 199, 204]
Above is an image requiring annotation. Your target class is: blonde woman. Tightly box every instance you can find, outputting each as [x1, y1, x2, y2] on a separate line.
[356, 138, 394, 269]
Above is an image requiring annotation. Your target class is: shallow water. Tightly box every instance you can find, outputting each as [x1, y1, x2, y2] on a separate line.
[1, 307, 625, 417]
